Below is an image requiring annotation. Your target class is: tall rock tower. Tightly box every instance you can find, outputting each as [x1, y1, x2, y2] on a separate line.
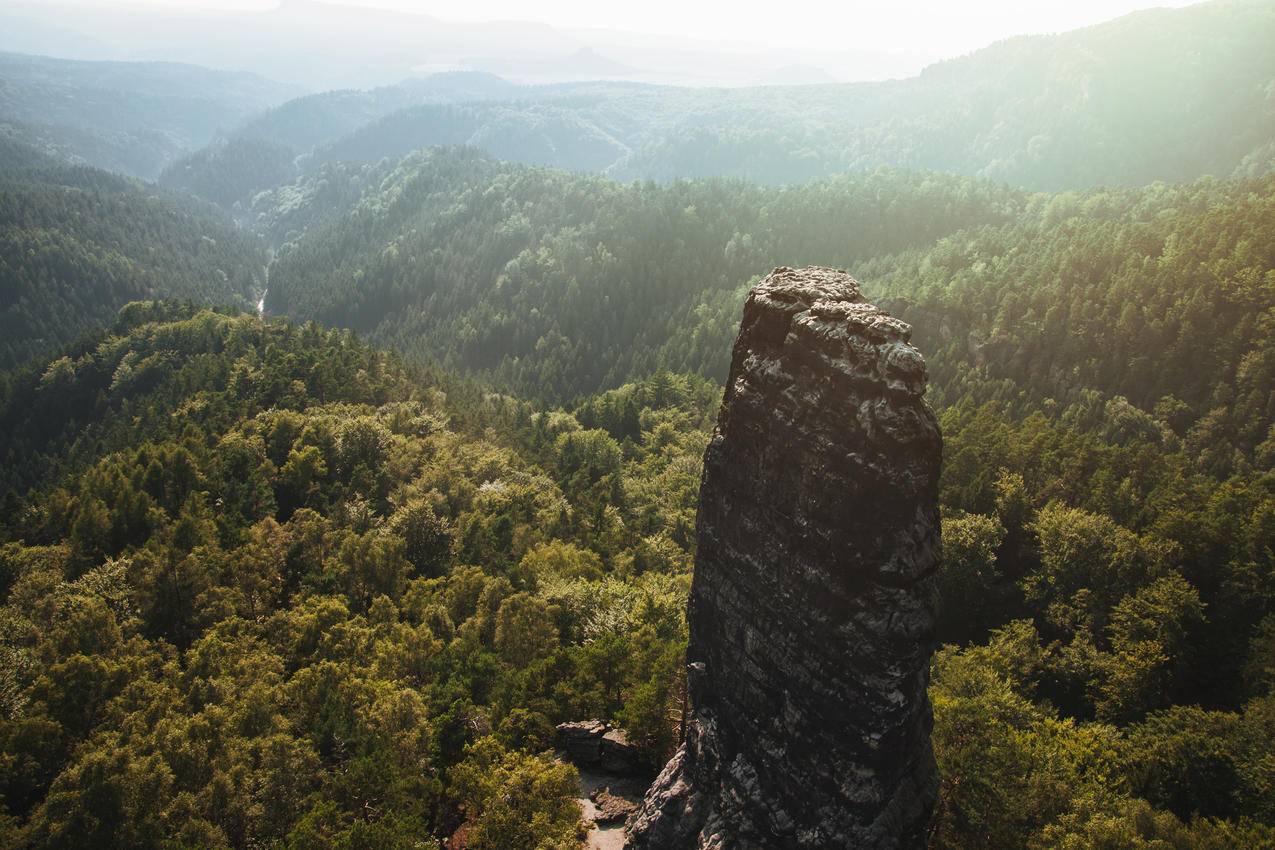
[626, 267, 941, 849]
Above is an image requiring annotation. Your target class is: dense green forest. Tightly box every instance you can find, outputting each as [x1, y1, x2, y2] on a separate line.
[228, 72, 518, 154]
[308, 0, 1275, 192]
[262, 148, 1026, 397]
[0, 160, 267, 367]
[261, 149, 1274, 477]
[0, 305, 704, 848]
[160, 138, 300, 211]
[1, 109, 1270, 850]
[167, 0, 1275, 211]
[0, 300, 1271, 848]
[870, 177, 1275, 478]
[0, 1, 1273, 845]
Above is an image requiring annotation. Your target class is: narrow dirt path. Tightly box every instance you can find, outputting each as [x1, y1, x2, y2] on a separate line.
[576, 769, 646, 850]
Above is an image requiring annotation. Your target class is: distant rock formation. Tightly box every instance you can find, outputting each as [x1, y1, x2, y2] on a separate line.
[626, 267, 942, 849]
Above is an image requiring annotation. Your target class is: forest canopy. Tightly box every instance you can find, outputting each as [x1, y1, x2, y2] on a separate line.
[0, 299, 1270, 848]
[1, 1, 1273, 843]
[0, 163, 265, 368]
[260, 149, 1274, 479]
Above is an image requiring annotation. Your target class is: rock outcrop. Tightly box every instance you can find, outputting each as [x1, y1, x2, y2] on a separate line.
[626, 267, 941, 849]
[557, 720, 643, 775]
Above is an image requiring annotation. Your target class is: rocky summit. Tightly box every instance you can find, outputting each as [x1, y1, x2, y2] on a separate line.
[626, 267, 942, 849]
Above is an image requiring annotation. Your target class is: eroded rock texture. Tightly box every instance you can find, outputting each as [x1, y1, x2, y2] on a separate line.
[626, 267, 941, 850]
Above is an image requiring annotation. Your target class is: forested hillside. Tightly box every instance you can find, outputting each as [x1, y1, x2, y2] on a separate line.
[0, 162, 267, 367]
[0, 305, 704, 849]
[231, 71, 519, 153]
[263, 148, 1026, 397]
[156, 72, 519, 205]
[174, 0, 1275, 210]
[871, 177, 1275, 478]
[159, 137, 300, 211]
[310, 102, 631, 176]
[607, 0, 1275, 188]
[0, 2, 1272, 844]
[261, 149, 1274, 477]
[0, 51, 298, 179]
[0, 301, 1271, 848]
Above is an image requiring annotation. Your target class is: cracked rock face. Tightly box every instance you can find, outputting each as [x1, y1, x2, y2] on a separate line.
[625, 267, 941, 850]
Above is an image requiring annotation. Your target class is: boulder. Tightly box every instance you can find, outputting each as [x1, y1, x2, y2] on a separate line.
[590, 787, 640, 825]
[555, 719, 642, 775]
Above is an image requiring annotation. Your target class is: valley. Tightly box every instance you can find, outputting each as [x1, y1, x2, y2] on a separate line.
[0, 1, 1273, 848]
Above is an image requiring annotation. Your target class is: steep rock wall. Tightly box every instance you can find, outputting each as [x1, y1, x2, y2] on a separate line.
[626, 266, 941, 849]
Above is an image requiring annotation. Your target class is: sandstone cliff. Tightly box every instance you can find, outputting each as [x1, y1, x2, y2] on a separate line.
[626, 266, 941, 849]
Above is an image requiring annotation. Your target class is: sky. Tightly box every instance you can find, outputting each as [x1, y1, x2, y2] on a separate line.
[62, 0, 1203, 56]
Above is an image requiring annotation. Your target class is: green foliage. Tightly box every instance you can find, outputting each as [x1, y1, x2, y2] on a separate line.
[1029, 793, 1275, 850]
[450, 737, 584, 850]
[263, 148, 1023, 400]
[1027, 503, 1175, 636]
[1, 290, 1268, 844]
[875, 177, 1275, 477]
[257, 149, 1275, 487]
[936, 512, 1010, 644]
[4, 24, 1275, 836]
[1098, 575, 1207, 723]
[0, 315, 700, 845]
[0, 165, 267, 368]
[1122, 706, 1246, 821]
[928, 389, 1274, 844]
[159, 137, 298, 208]
[929, 632, 1124, 850]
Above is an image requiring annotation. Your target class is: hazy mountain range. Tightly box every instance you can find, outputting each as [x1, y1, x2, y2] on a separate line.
[2, 0, 1268, 195]
[0, 0, 934, 90]
[0, 51, 299, 179]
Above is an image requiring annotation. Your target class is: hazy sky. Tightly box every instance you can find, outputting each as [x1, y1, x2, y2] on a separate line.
[66, 0, 1203, 55]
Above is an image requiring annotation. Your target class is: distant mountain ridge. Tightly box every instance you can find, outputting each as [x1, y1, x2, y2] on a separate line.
[0, 51, 301, 179]
[163, 0, 1275, 210]
[0, 0, 926, 89]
